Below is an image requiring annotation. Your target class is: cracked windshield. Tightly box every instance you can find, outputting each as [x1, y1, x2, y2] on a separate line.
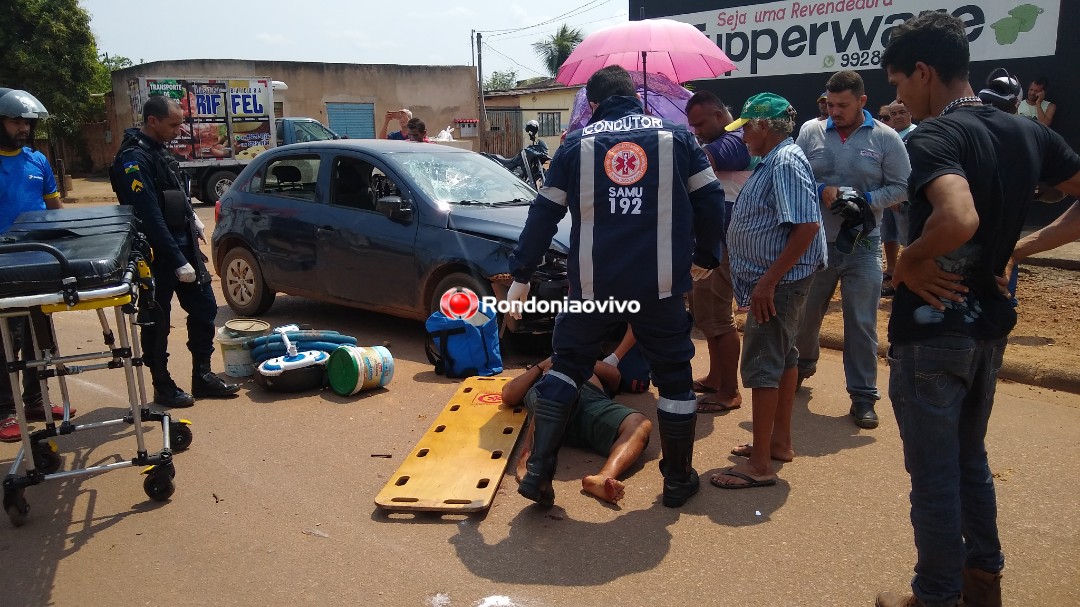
[393, 152, 537, 206]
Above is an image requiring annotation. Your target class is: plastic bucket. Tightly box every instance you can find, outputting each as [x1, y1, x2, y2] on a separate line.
[327, 345, 395, 396]
[216, 319, 271, 377]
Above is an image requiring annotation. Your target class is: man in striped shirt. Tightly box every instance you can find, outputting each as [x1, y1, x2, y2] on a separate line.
[507, 65, 727, 508]
[712, 93, 826, 489]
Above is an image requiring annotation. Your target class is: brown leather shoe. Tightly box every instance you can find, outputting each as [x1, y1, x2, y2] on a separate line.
[962, 567, 1002, 607]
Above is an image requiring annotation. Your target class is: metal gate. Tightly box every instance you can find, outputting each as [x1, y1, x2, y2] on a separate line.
[326, 102, 375, 139]
[486, 109, 523, 158]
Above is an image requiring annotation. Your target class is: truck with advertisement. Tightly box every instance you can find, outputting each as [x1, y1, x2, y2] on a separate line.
[126, 77, 340, 203]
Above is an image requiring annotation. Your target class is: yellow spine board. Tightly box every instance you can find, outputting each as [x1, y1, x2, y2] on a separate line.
[375, 376, 525, 513]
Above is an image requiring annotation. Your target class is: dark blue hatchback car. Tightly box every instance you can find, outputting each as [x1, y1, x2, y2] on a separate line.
[211, 140, 569, 333]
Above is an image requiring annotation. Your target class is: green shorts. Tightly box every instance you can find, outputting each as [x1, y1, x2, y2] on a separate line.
[561, 382, 637, 456]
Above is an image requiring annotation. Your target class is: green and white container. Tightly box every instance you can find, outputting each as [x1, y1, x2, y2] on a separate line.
[327, 345, 395, 396]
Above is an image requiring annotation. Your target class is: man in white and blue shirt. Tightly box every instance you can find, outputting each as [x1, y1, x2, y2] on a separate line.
[712, 92, 826, 490]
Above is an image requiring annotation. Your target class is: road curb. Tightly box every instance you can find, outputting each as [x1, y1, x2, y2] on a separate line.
[815, 331, 1080, 395]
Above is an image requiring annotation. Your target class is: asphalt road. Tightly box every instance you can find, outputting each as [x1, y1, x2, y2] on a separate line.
[1, 204, 1078, 606]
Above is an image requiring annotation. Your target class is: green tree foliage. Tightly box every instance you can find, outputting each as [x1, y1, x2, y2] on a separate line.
[532, 24, 584, 77]
[484, 69, 518, 91]
[0, 0, 102, 142]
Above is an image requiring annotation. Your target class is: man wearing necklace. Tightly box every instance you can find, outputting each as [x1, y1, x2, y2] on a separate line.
[877, 13, 1080, 607]
[793, 69, 910, 430]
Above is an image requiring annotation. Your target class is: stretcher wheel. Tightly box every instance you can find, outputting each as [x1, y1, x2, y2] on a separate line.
[169, 423, 193, 453]
[33, 442, 62, 475]
[143, 470, 175, 502]
[4, 488, 29, 527]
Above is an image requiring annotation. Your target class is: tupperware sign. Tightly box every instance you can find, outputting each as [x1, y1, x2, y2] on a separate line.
[669, 1, 1061, 77]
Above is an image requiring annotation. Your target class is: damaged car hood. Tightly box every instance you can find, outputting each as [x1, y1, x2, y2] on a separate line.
[445, 205, 570, 254]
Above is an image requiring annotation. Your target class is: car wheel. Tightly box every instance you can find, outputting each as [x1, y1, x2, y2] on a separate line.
[221, 247, 276, 316]
[429, 272, 494, 317]
[203, 170, 237, 204]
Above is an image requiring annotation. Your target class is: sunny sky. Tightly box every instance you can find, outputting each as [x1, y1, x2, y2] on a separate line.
[79, 0, 630, 83]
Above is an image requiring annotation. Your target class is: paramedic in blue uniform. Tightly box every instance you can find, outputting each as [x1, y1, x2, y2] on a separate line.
[0, 88, 66, 443]
[507, 66, 728, 508]
[110, 95, 238, 407]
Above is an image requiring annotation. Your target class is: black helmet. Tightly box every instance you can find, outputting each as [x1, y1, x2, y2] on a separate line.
[977, 68, 1022, 114]
[525, 119, 539, 135]
[0, 88, 49, 120]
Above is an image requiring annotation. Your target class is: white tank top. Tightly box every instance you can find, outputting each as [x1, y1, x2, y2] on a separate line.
[1018, 99, 1049, 120]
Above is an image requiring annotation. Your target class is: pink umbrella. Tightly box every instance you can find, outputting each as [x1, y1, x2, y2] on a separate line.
[556, 19, 738, 108]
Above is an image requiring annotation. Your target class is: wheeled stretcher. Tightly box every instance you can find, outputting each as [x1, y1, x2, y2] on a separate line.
[0, 206, 191, 526]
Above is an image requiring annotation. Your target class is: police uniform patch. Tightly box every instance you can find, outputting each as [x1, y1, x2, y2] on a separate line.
[131, 179, 144, 193]
[123, 161, 140, 174]
[604, 142, 647, 186]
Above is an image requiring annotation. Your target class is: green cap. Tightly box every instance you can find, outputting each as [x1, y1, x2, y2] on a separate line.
[726, 92, 794, 131]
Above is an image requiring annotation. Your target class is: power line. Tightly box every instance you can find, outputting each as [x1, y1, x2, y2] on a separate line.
[487, 13, 625, 42]
[482, 42, 547, 78]
[478, 0, 609, 36]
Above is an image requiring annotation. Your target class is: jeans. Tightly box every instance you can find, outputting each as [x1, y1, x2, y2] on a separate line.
[888, 336, 1007, 607]
[0, 317, 41, 413]
[796, 237, 882, 404]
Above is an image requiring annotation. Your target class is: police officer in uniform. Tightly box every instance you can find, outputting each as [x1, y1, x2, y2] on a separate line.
[110, 95, 238, 407]
[507, 66, 728, 508]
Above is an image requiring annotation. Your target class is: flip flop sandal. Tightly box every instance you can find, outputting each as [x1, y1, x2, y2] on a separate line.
[710, 468, 777, 489]
[730, 443, 794, 462]
[692, 380, 718, 394]
[696, 396, 741, 413]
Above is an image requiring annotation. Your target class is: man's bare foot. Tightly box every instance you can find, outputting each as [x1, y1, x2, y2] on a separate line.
[582, 474, 624, 503]
[693, 379, 718, 393]
[515, 450, 530, 483]
[709, 462, 777, 489]
[720, 391, 743, 408]
[730, 443, 794, 462]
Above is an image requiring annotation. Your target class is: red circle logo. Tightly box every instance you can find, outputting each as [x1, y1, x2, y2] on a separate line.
[605, 142, 648, 186]
[440, 287, 479, 320]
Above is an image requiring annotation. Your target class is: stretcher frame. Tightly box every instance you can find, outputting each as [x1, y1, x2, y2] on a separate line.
[1, 238, 189, 527]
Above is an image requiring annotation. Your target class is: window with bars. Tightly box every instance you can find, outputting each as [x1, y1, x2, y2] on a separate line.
[537, 112, 561, 137]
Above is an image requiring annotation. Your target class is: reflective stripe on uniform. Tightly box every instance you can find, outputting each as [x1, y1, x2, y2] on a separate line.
[657, 131, 674, 298]
[579, 137, 596, 300]
[688, 167, 717, 192]
[540, 186, 567, 206]
[657, 395, 697, 415]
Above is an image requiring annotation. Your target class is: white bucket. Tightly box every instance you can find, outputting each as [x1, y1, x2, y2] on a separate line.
[216, 319, 271, 377]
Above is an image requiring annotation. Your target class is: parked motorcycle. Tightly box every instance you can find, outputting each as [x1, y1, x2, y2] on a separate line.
[481, 119, 550, 190]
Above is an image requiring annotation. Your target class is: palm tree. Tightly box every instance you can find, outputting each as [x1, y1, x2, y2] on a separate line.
[532, 24, 584, 77]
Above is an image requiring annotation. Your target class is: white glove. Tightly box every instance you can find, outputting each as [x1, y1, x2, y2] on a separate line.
[602, 353, 620, 367]
[176, 263, 197, 283]
[193, 215, 206, 242]
[506, 281, 530, 320]
[690, 264, 714, 281]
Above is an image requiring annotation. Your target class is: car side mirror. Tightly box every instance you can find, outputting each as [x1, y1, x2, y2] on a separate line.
[376, 195, 413, 221]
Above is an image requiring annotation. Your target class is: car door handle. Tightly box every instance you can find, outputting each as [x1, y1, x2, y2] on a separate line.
[316, 226, 334, 235]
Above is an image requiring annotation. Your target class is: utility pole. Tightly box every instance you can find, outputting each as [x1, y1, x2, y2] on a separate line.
[476, 31, 488, 153]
